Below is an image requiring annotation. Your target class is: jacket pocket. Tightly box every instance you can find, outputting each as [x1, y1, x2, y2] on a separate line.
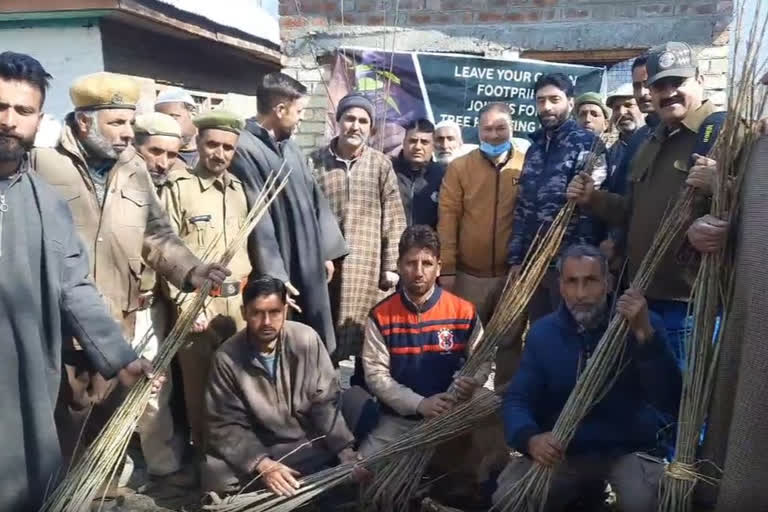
[120, 188, 150, 227]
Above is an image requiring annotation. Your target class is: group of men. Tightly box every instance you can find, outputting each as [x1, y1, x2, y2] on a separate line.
[1, 36, 747, 512]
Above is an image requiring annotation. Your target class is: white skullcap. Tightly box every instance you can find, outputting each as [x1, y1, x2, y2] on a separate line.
[155, 87, 196, 107]
[435, 120, 462, 132]
[606, 83, 634, 106]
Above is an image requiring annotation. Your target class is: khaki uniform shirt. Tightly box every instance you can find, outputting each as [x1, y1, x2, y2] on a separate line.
[31, 122, 199, 336]
[166, 164, 251, 329]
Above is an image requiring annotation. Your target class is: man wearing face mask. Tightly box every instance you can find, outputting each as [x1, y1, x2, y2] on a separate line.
[32, 71, 230, 467]
[231, 72, 347, 359]
[437, 102, 526, 386]
[311, 93, 407, 363]
[507, 73, 604, 335]
[567, 42, 723, 364]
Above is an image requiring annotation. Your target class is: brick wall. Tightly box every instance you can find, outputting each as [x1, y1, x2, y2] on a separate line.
[281, 0, 732, 38]
[281, 0, 733, 153]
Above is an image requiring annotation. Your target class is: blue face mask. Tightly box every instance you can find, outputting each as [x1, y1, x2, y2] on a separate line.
[479, 140, 512, 158]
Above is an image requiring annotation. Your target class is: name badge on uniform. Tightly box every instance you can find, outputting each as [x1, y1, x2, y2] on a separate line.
[189, 214, 212, 224]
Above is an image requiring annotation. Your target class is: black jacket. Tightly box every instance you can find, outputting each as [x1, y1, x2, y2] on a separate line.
[391, 152, 445, 229]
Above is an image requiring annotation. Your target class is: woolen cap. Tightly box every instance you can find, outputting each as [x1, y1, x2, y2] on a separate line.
[155, 87, 196, 108]
[646, 42, 698, 86]
[134, 112, 182, 138]
[193, 110, 244, 133]
[336, 93, 374, 122]
[70, 72, 140, 111]
[574, 92, 610, 119]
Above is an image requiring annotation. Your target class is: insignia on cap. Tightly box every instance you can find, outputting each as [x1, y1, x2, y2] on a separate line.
[111, 93, 124, 104]
[659, 52, 676, 69]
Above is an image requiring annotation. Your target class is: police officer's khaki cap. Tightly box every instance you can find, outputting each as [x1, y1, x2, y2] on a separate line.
[134, 112, 182, 138]
[70, 72, 140, 111]
[193, 110, 244, 134]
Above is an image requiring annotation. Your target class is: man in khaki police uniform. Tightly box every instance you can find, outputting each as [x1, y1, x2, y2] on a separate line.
[31, 72, 230, 463]
[131, 112, 191, 485]
[165, 110, 252, 454]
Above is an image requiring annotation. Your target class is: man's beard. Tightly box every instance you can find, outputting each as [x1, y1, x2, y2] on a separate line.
[81, 126, 119, 159]
[0, 132, 33, 163]
[567, 295, 608, 328]
[538, 109, 569, 130]
[149, 170, 169, 187]
[435, 152, 453, 164]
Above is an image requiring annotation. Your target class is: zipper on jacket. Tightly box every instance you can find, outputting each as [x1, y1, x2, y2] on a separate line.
[0, 172, 23, 258]
[409, 177, 416, 226]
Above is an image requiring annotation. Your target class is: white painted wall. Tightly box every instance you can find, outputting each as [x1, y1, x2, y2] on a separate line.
[0, 24, 105, 120]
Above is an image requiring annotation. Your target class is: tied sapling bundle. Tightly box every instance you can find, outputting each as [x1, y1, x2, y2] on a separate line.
[362, 133, 608, 512]
[41, 165, 291, 512]
[494, 187, 699, 511]
[203, 389, 502, 512]
[658, 2, 768, 510]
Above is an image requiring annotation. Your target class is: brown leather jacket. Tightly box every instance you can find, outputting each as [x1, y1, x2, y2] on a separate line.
[31, 121, 199, 334]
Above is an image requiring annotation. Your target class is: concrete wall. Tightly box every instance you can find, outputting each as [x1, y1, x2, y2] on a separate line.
[0, 20, 105, 119]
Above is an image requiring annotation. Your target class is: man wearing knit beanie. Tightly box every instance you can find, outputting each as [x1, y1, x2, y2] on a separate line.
[574, 92, 610, 136]
[310, 92, 407, 364]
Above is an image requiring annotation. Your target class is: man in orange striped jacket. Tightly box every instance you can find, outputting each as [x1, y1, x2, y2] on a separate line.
[359, 225, 488, 456]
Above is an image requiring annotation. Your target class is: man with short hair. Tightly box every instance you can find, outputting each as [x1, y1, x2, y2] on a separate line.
[32, 71, 229, 461]
[568, 42, 723, 363]
[507, 73, 604, 323]
[311, 93, 407, 362]
[434, 119, 472, 164]
[204, 275, 361, 495]
[494, 244, 681, 512]
[155, 87, 199, 167]
[131, 112, 189, 483]
[438, 102, 525, 386]
[574, 92, 610, 137]
[360, 225, 486, 455]
[232, 72, 347, 357]
[166, 111, 252, 453]
[392, 118, 445, 228]
[0, 51, 153, 511]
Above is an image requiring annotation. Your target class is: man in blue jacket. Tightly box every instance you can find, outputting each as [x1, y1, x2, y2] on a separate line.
[494, 244, 681, 512]
[507, 73, 606, 323]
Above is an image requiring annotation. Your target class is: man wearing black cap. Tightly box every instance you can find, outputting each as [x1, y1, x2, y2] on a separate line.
[568, 42, 722, 364]
[310, 92, 407, 363]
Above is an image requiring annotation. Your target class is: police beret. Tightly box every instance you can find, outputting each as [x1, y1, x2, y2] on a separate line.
[70, 72, 140, 111]
[134, 112, 181, 138]
[193, 110, 244, 133]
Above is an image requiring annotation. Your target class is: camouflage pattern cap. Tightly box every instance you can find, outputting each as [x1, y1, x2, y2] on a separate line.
[646, 42, 698, 86]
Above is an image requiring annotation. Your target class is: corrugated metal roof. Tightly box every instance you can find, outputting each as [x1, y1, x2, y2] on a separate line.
[154, 0, 280, 46]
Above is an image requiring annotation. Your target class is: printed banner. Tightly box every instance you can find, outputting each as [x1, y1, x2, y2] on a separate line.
[327, 48, 606, 153]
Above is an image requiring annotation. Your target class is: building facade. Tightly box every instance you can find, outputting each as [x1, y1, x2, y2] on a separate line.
[0, 0, 282, 120]
[280, 0, 732, 152]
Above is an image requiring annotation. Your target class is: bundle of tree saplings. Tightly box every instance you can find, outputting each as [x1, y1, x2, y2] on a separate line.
[494, 185, 698, 512]
[658, 4, 768, 510]
[41, 166, 291, 512]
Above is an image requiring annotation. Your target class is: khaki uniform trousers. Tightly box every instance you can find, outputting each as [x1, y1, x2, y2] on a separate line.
[493, 453, 664, 512]
[132, 306, 184, 476]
